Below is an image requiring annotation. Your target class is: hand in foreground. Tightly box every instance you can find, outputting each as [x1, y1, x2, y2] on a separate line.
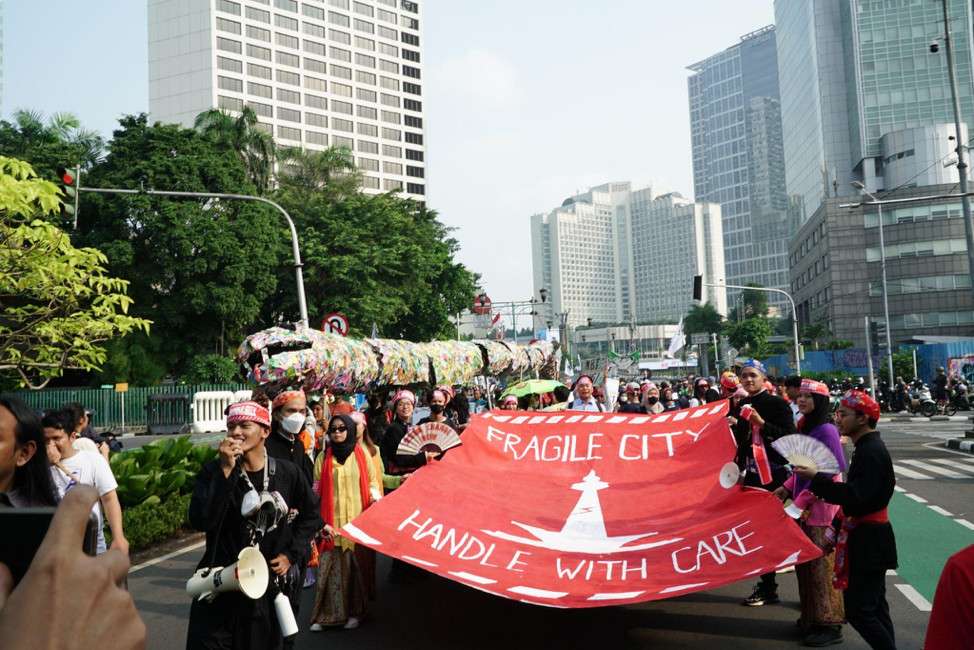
[772, 486, 790, 502]
[424, 451, 439, 463]
[791, 465, 817, 480]
[111, 534, 130, 556]
[218, 437, 243, 477]
[0, 487, 146, 650]
[746, 409, 765, 428]
[269, 554, 291, 576]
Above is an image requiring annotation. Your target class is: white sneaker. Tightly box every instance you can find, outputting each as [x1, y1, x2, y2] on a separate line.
[343, 617, 360, 630]
[309, 624, 323, 632]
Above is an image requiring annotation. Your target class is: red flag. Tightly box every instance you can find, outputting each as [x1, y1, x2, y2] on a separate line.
[342, 402, 820, 608]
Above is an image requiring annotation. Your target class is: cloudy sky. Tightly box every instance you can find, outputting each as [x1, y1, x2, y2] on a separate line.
[4, 0, 774, 303]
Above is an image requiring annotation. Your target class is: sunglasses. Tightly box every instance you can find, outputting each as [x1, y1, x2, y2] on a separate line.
[328, 425, 347, 433]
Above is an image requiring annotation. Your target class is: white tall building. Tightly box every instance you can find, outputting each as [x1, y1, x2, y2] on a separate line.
[148, 0, 426, 199]
[530, 182, 726, 328]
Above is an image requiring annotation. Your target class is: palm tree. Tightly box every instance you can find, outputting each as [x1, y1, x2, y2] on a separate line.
[275, 145, 362, 198]
[194, 107, 275, 194]
[8, 110, 104, 169]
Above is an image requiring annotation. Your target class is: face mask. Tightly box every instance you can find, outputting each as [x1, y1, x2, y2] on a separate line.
[429, 403, 445, 414]
[282, 412, 305, 435]
[647, 396, 659, 405]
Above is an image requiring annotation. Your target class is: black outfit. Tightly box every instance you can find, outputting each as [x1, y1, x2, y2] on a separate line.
[933, 374, 948, 401]
[810, 431, 897, 650]
[618, 402, 647, 413]
[734, 389, 796, 598]
[186, 457, 321, 650]
[381, 417, 425, 474]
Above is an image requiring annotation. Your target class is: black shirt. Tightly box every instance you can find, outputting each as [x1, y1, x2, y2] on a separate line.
[618, 402, 647, 414]
[381, 417, 425, 474]
[733, 390, 795, 468]
[265, 428, 313, 487]
[810, 431, 898, 572]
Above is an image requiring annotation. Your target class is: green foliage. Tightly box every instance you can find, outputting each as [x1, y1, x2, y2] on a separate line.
[94, 333, 169, 386]
[879, 351, 916, 382]
[0, 157, 151, 388]
[277, 145, 362, 201]
[79, 114, 283, 374]
[117, 493, 191, 552]
[109, 435, 216, 507]
[182, 354, 240, 384]
[683, 303, 723, 336]
[194, 107, 275, 194]
[825, 339, 855, 350]
[723, 317, 773, 354]
[0, 110, 104, 183]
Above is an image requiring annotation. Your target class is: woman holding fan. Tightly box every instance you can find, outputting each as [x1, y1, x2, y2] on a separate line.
[774, 379, 847, 647]
[309, 414, 380, 631]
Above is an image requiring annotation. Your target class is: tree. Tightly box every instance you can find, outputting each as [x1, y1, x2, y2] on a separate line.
[276, 145, 362, 201]
[79, 114, 283, 374]
[194, 107, 275, 194]
[0, 157, 150, 388]
[723, 317, 773, 354]
[683, 303, 723, 337]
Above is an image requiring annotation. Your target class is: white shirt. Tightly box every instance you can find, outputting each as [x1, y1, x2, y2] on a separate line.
[73, 437, 100, 454]
[569, 396, 604, 412]
[50, 451, 118, 554]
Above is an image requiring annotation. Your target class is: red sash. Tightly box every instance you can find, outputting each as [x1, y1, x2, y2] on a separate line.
[317, 445, 371, 552]
[751, 425, 773, 485]
[832, 507, 889, 590]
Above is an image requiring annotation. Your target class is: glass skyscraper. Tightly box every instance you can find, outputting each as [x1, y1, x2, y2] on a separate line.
[688, 26, 794, 313]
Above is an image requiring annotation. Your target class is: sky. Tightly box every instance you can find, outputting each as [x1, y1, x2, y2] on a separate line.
[3, 0, 775, 304]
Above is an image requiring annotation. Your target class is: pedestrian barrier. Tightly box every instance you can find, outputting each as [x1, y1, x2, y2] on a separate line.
[191, 391, 237, 434]
[146, 394, 192, 435]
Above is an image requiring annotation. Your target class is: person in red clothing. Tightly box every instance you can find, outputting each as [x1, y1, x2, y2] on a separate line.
[925, 543, 974, 650]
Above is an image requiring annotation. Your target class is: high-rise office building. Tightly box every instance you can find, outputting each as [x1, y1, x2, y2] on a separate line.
[530, 182, 726, 328]
[775, 0, 974, 219]
[148, 0, 426, 199]
[777, 0, 974, 345]
[687, 26, 795, 314]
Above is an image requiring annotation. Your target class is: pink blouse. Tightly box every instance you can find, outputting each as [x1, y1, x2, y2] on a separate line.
[783, 472, 842, 527]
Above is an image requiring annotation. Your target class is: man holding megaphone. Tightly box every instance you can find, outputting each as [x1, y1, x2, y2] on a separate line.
[185, 398, 321, 650]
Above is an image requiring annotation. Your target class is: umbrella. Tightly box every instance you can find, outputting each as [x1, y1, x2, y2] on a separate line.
[500, 379, 564, 398]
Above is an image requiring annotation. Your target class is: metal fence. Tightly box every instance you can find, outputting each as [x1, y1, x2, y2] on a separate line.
[0, 383, 250, 430]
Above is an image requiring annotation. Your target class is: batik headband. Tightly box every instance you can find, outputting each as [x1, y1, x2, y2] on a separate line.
[272, 389, 305, 409]
[227, 401, 271, 427]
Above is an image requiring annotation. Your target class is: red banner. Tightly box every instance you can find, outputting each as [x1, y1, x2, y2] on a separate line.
[342, 401, 822, 608]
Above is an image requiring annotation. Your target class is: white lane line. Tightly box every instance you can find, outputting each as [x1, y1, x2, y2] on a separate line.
[895, 584, 932, 612]
[129, 540, 206, 574]
[956, 518, 974, 531]
[892, 464, 932, 479]
[905, 493, 929, 503]
[928, 457, 974, 471]
[886, 569, 898, 576]
[900, 459, 968, 478]
[929, 505, 954, 517]
[893, 485, 906, 493]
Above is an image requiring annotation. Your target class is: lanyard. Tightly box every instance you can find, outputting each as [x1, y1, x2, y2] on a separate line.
[240, 449, 269, 494]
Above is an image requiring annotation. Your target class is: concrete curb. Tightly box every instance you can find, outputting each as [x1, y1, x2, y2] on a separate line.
[880, 415, 969, 423]
[946, 438, 974, 454]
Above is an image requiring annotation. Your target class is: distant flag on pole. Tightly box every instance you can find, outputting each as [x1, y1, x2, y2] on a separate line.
[371, 322, 379, 338]
[666, 317, 686, 358]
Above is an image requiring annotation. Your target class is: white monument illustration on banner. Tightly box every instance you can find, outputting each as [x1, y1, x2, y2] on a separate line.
[482, 470, 683, 554]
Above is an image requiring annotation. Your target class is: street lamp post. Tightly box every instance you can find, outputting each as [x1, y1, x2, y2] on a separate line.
[852, 182, 896, 385]
[936, 0, 974, 300]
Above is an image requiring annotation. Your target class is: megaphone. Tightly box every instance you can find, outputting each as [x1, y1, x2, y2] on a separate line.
[186, 546, 269, 601]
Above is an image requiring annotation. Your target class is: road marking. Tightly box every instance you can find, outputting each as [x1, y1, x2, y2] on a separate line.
[893, 485, 906, 492]
[899, 459, 968, 478]
[956, 518, 974, 531]
[905, 493, 928, 503]
[895, 584, 932, 612]
[886, 569, 897, 576]
[927, 457, 974, 470]
[892, 463, 932, 479]
[129, 540, 205, 574]
[929, 505, 954, 517]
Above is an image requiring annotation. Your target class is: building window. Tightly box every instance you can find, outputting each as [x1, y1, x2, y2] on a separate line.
[357, 105, 377, 119]
[356, 70, 377, 85]
[304, 39, 326, 55]
[381, 127, 401, 141]
[217, 37, 242, 54]
[377, 9, 396, 23]
[378, 59, 399, 73]
[246, 25, 271, 41]
[277, 89, 301, 105]
[406, 182, 425, 195]
[217, 17, 241, 34]
[278, 125, 302, 141]
[380, 76, 400, 91]
[362, 176, 381, 189]
[306, 131, 328, 146]
[358, 123, 378, 136]
[329, 11, 350, 27]
[329, 0, 349, 8]
[330, 46, 351, 61]
[276, 69, 301, 85]
[278, 107, 302, 122]
[246, 101, 273, 117]
[407, 165, 424, 178]
[217, 0, 241, 15]
[401, 1, 418, 13]
[274, 0, 298, 12]
[404, 131, 423, 145]
[380, 110, 400, 123]
[356, 88, 377, 102]
[333, 118, 354, 132]
[403, 82, 421, 95]
[358, 157, 379, 171]
[302, 4, 325, 21]
[329, 29, 351, 44]
[403, 98, 421, 112]
[383, 179, 403, 191]
[333, 135, 354, 149]
[217, 56, 243, 73]
[305, 93, 327, 109]
[355, 35, 375, 50]
[402, 48, 420, 62]
[382, 144, 401, 157]
[401, 32, 419, 46]
[246, 44, 271, 60]
[305, 58, 326, 74]
[403, 65, 421, 79]
[383, 161, 402, 174]
[353, 1, 374, 16]
[332, 100, 353, 114]
[331, 81, 352, 96]
[304, 21, 325, 38]
[358, 140, 379, 154]
[404, 114, 422, 128]
[354, 18, 375, 34]
[276, 32, 299, 49]
[306, 112, 327, 127]
[246, 6, 270, 22]
[331, 64, 352, 79]
[304, 76, 327, 91]
[377, 25, 398, 41]
[399, 15, 418, 30]
[248, 62, 272, 79]
[248, 81, 272, 98]
[218, 95, 244, 111]
[275, 15, 299, 31]
[405, 148, 424, 161]
[378, 41, 398, 56]
[380, 93, 400, 107]
[276, 51, 300, 67]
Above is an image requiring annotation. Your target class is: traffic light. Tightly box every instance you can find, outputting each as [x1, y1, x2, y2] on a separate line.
[56, 165, 79, 226]
[868, 320, 880, 356]
[692, 275, 703, 301]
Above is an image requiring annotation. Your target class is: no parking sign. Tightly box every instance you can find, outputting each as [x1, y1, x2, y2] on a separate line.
[322, 312, 349, 336]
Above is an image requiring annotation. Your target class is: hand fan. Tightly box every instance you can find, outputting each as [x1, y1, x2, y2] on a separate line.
[771, 434, 841, 474]
[397, 421, 462, 455]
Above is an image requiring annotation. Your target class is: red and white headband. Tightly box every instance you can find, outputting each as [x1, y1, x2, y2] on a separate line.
[227, 401, 271, 427]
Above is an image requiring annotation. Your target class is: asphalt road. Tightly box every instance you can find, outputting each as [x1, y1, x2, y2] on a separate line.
[127, 419, 974, 650]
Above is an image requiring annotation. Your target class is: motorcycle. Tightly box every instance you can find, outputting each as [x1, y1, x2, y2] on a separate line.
[906, 385, 937, 418]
